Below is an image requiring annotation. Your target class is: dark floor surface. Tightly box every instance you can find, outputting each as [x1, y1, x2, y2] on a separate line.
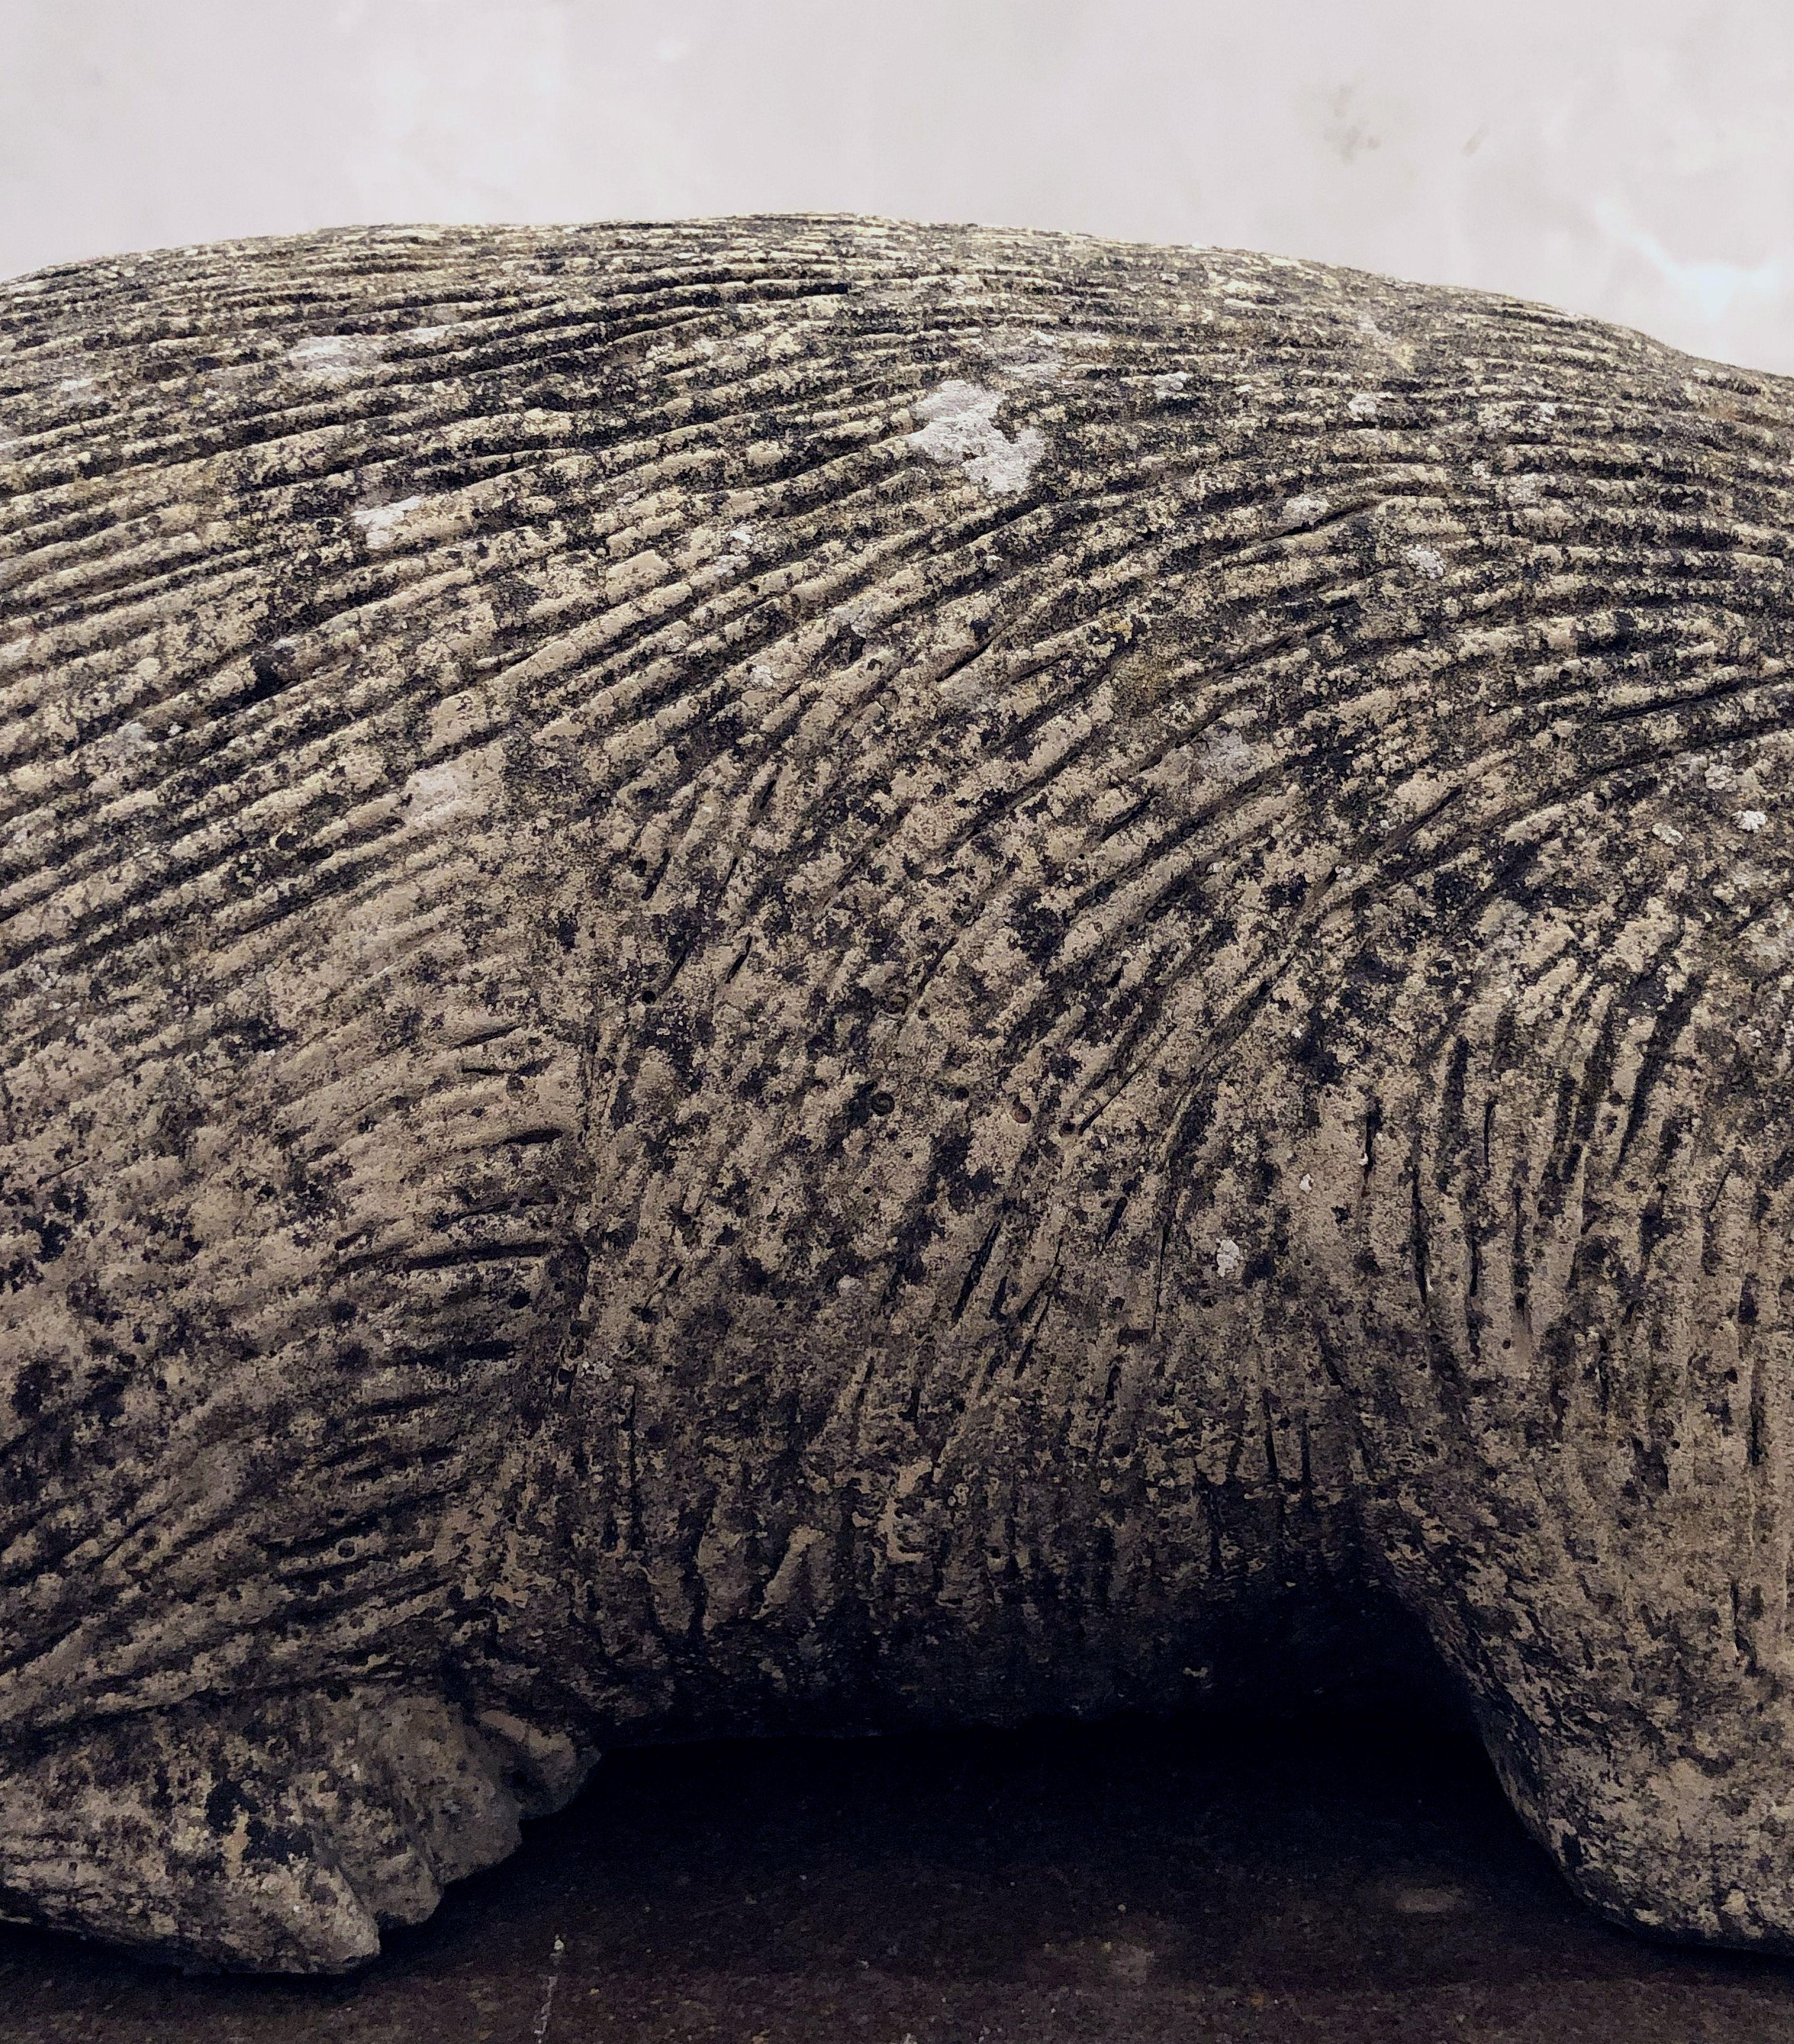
[4, 1703, 1794, 2043]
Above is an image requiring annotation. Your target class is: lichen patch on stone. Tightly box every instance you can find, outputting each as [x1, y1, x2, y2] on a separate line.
[351, 495, 429, 550]
[1199, 726, 1256, 784]
[907, 381, 1045, 497]
[984, 328, 1064, 382]
[1279, 493, 1331, 530]
[286, 333, 388, 381]
[400, 747, 503, 833]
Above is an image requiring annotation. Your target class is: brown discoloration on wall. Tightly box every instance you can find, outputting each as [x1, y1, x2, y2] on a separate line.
[3, 218, 1794, 1969]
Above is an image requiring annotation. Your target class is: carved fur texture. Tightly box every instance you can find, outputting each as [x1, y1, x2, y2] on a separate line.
[3, 217, 1794, 1969]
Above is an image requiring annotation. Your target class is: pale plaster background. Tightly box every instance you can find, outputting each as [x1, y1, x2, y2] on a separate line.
[1, 0, 1790, 375]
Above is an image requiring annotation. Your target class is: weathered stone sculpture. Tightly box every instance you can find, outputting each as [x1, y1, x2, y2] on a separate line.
[3, 216, 1794, 1972]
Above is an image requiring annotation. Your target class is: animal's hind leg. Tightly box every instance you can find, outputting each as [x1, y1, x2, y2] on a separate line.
[1344, 928, 1794, 1948]
[0, 1688, 594, 1972]
[1464, 1659, 1794, 1948]
[1383, 1196, 1794, 1957]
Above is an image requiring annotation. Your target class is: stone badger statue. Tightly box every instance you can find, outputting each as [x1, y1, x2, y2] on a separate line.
[2, 215, 1793, 1972]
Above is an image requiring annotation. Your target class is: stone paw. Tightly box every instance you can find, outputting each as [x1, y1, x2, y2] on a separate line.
[0, 1688, 598, 1972]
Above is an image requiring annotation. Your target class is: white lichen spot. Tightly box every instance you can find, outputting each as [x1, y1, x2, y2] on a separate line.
[402, 754, 494, 831]
[1723, 861, 1777, 905]
[1652, 822, 1684, 846]
[1199, 725, 1255, 783]
[1153, 371, 1190, 399]
[1748, 904, 1794, 970]
[1704, 762, 1736, 792]
[987, 329, 1064, 382]
[1403, 544, 1446, 581]
[94, 719, 155, 766]
[1508, 475, 1541, 505]
[710, 525, 757, 577]
[405, 323, 452, 343]
[1298, 1173, 1314, 1192]
[287, 333, 388, 381]
[1216, 1238, 1243, 1278]
[350, 495, 427, 550]
[1738, 808, 1769, 832]
[907, 381, 1044, 497]
[1536, 401, 1558, 421]
[1347, 391, 1380, 420]
[1279, 493, 1330, 531]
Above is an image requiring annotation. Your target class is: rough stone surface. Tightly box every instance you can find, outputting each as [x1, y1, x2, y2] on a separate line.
[2, 215, 1793, 1972]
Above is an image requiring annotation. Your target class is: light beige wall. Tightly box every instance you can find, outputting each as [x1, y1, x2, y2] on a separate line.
[2, 0, 1789, 374]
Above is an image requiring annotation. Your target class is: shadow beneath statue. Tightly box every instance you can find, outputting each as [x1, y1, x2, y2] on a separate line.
[5, 1656, 1794, 2041]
